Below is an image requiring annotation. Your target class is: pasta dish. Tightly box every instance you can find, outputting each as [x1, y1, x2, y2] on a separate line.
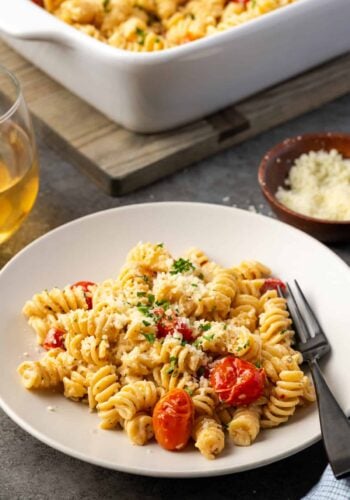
[39, 0, 296, 52]
[18, 242, 315, 459]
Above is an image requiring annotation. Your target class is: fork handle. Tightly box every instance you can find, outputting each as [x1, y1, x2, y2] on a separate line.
[309, 359, 350, 479]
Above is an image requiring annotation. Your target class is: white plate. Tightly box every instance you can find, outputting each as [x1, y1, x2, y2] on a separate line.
[1, 202, 350, 477]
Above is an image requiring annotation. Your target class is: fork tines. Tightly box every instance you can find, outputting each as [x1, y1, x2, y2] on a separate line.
[278, 281, 330, 360]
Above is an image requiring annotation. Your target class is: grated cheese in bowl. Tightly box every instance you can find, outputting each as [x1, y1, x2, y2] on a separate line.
[276, 149, 350, 221]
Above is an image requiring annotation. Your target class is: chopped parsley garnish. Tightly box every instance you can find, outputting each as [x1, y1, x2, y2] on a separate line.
[137, 291, 146, 297]
[197, 366, 206, 377]
[142, 333, 155, 343]
[148, 294, 155, 305]
[137, 305, 152, 316]
[142, 320, 151, 327]
[254, 361, 261, 368]
[103, 0, 110, 10]
[203, 333, 215, 342]
[157, 243, 164, 247]
[136, 27, 146, 45]
[193, 338, 203, 348]
[141, 275, 150, 283]
[191, 283, 198, 287]
[184, 387, 194, 397]
[280, 329, 288, 335]
[223, 324, 228, 330]
[170, 258, 195, 275]
[155, 299, 170, 309]
[167, 356, 178, 374]
[199, 323, 211, 332]
[235, 341, 249, 353]
[198, 273, 204, 280]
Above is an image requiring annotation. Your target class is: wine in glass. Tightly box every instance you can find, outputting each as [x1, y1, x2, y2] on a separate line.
[0, 65, 39, 244]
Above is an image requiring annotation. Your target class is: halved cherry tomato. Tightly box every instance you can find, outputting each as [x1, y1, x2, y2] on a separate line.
[155, 310, 193, 342]
[210, 356, 265, 406]
[260, 278, 286, 295]
[155, 309, 173, 338]
[153, 388, 194, 451]
[43, 328, 66, 350]
[71, 281, 96, 309]
[175, 319, 193, 342]
[31, 0, 44, 5]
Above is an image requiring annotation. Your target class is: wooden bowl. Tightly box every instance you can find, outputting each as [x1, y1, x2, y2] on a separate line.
[258, 132, 350, 243]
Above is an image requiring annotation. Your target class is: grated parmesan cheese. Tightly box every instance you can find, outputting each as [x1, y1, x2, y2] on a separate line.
[276, 149, 350, 221]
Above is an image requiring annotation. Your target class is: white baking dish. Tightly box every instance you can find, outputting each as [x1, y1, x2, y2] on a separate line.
[1, 0, 350, 133]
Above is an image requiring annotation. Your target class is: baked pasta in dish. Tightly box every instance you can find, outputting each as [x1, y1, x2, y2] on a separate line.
[37, 0, 296, 52]
[18, 242, 315, 459]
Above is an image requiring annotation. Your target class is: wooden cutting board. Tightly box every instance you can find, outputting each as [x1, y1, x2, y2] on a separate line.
[1, 40, 350, 196]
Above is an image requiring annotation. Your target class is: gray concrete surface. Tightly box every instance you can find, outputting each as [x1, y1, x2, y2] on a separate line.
[1, 93, 350, 500]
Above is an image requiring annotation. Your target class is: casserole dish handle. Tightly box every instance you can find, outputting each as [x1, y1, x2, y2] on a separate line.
[0, 0, 73, 47]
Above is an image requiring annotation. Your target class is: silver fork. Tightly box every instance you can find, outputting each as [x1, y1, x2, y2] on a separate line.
[278, 280, 350, 479]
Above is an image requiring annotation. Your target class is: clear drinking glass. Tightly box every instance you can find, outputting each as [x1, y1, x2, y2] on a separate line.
[0, 65, 39, 244]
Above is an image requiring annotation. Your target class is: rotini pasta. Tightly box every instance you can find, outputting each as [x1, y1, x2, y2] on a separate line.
[123, 412, 154, 445]
[18, 348, 76, 389]
[18, 242, 314, 459]
[261, 369, 304, 428]
[192, 416, 225, 459]
[258, 290, 294, 346]
[110, 380, 159, 420]
[23, 283, 95, 318]
[228, 404, 262, 446]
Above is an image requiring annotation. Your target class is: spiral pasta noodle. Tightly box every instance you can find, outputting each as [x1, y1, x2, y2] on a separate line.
[152, 364, 198, 395]
[59, 309, 121, 341]
[28, 314, 61, 345]
[259, 291, 293, 346]
[262, 344, 302, 383]
[124, 413, 154, 445]
[126, 242, 173, 273]
[23, 284, 94, 319]
[111, 380, 159, 420]
[192, 416, 225, 460]
[157, 336, 207, 374]
[63, 364, 93, 400]
[206, 269, 237, 319]
[18, 349, 75, 389]
[192, 384, 218, 417]
[261, 369, 304, 428]
[232, 261, 271, 281]
[228, 405, 262, 446]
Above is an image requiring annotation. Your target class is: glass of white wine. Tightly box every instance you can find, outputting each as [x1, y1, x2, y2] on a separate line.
[0, 65, 39, 244]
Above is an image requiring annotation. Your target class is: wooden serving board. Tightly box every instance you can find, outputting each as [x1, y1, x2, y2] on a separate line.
[1, 40, 350, 196]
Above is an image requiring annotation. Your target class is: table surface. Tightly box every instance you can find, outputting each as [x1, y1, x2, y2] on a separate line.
[1, 92, 350, 500]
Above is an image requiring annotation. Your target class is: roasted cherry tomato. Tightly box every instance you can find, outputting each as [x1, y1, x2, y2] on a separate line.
[31, 0, 44, 5]
[71, 281, 96, 309]
[43, 327, 66, 350]
[153, 388, 194, 451]
[260, 278, 286, 295]
[210, 356, 265, 406]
